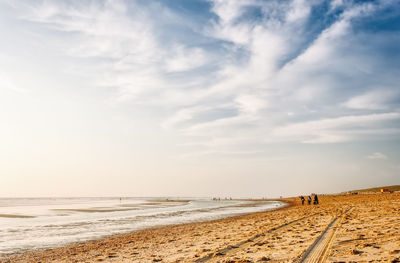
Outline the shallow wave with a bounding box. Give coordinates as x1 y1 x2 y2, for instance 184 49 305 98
0 198 285 257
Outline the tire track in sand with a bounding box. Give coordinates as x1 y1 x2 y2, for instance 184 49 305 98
195 211 325 263
294 207 353 263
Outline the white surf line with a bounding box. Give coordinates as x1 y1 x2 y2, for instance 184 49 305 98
295 207 353 263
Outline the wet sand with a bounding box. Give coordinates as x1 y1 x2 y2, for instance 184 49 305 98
1 193 399 263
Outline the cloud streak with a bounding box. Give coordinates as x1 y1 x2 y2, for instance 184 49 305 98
5 0 400 155
367 152 388 160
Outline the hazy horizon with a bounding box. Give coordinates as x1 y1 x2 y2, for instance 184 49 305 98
1 0 399 198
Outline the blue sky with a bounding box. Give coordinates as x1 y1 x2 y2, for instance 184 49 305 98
0 0 399 197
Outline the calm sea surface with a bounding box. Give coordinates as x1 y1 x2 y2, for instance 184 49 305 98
0 197 285 257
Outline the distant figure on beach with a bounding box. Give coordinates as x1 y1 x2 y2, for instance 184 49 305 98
313 194 319 205
307 196 312 205
300 196 305 205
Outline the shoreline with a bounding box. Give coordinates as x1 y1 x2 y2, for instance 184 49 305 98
0 199 289 260
1 194 399 262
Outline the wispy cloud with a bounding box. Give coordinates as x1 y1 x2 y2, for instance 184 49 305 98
344 89 400 110
5 0 400 155
367 152 388 160
273 113 400 143
165 45 210 72
0 71 27 94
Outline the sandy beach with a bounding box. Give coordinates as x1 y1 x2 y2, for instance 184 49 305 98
1 193 399 263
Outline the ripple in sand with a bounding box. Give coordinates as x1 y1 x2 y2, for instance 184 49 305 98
0 214 35 218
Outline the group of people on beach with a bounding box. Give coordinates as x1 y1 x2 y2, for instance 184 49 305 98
299 194 319 205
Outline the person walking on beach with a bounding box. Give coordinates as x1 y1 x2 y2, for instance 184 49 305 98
313 194 319 205
307 196 312 205
300 196 305 205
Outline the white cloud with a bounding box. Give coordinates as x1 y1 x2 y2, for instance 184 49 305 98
367 152 388 160
330 0 345 10
165 46 209 72
210 0 250 25
272 113 400 143
293 19 350 66
0 72 27 94
286 0 311 23
161 106 206 130
173 0 400 150
235 94 266 114
344 89 399 110
6 0 400 155
17 0 199 103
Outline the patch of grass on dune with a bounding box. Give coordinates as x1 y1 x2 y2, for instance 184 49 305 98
351 185 400 193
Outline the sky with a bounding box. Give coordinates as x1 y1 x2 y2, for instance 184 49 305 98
0 0 399 198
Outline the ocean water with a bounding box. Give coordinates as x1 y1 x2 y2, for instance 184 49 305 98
0 197 285 257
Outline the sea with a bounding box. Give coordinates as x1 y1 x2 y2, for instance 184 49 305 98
0 197 285 257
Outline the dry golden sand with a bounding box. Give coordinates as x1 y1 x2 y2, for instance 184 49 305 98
1 194 399 263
